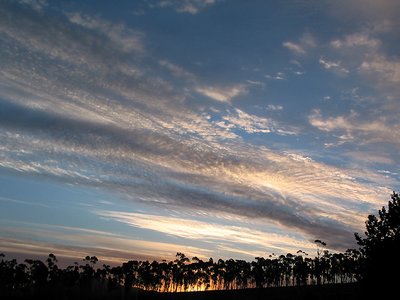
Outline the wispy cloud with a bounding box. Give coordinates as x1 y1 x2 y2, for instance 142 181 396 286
309 109 400 145
214 108 296 136
0 221 210 264
326 30 400 100
157 0 217 14
327 0 400 27
66 12 144 53
96 210 318 256
0 1 396 259
319 58 349 74
195 85 247 103
283 33 316 55
16 0 46 12
0 196 49 208
345 151 393 166
360 55 400 85
330 33 380 49
283 41 305 55
266 104 284 111
265 72 286 80
218 109 272 134
159 60 197 81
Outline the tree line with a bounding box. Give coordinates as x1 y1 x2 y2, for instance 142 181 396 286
1 191 399 296
0 247 361 293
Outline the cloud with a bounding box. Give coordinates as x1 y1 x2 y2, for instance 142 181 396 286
16 0 46 12
218 109 272 134
378 169 398 176
345 151 394 165
265 72 286 80
284 152 312 163
283 33 316 55
309 109 400 146
360 55 400 85
213 108 296 136
319 58 349 74
0 1 396 258
330 33 380 49
0 222 210 265
266 104 284 111
195 85 247 103
0 196 49 208
0 3 145 75
283 41 305 55
159 60 197 81
66 12 144 53
0 97 384 250
245 80 265 87
326 29 400 100
96 210 319 256
157 0 217 14
327 0 400 27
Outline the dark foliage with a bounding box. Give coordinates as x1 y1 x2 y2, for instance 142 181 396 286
0 249 359 298
354 191 400 295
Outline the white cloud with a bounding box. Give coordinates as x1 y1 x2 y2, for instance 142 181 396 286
378 169 398 176
212 108 296 136
0 222 210 264
319 57 349 74
219 109 272 134
331 33 380 49
265 72 285 80
327 30 400 99
266 104 284 111
66 13 144 53
284 152 313 163
96 210 318 256
1 2 397 257
283 33 316 55
283 41 305 55
159 60 196 81
157 0 217 14
327 0 400 27
17 0 47 12
245 80 265 87
195 85 247 103
371 20 394 33
309 109 400 145
345 151 394 165
360 55 400 84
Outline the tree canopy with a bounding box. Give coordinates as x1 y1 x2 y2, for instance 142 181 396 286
355 191 400 293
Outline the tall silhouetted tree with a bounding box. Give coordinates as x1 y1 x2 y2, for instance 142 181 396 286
355 191 400 295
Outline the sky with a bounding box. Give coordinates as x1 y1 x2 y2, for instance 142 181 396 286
1 0 400 265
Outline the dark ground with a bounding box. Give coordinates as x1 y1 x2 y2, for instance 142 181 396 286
137 283 361 300
3 283 363 300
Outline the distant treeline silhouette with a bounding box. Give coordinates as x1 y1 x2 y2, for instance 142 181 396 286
1 191 399 297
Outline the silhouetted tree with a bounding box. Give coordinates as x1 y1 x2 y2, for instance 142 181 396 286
1 247 366 296
25 259 48 287
79 256 97 289
46 253 60 285
355 191 400 295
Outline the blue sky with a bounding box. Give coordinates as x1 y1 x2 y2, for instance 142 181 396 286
1 0 399 265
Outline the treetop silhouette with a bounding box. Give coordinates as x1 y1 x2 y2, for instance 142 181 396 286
354 191 400 292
